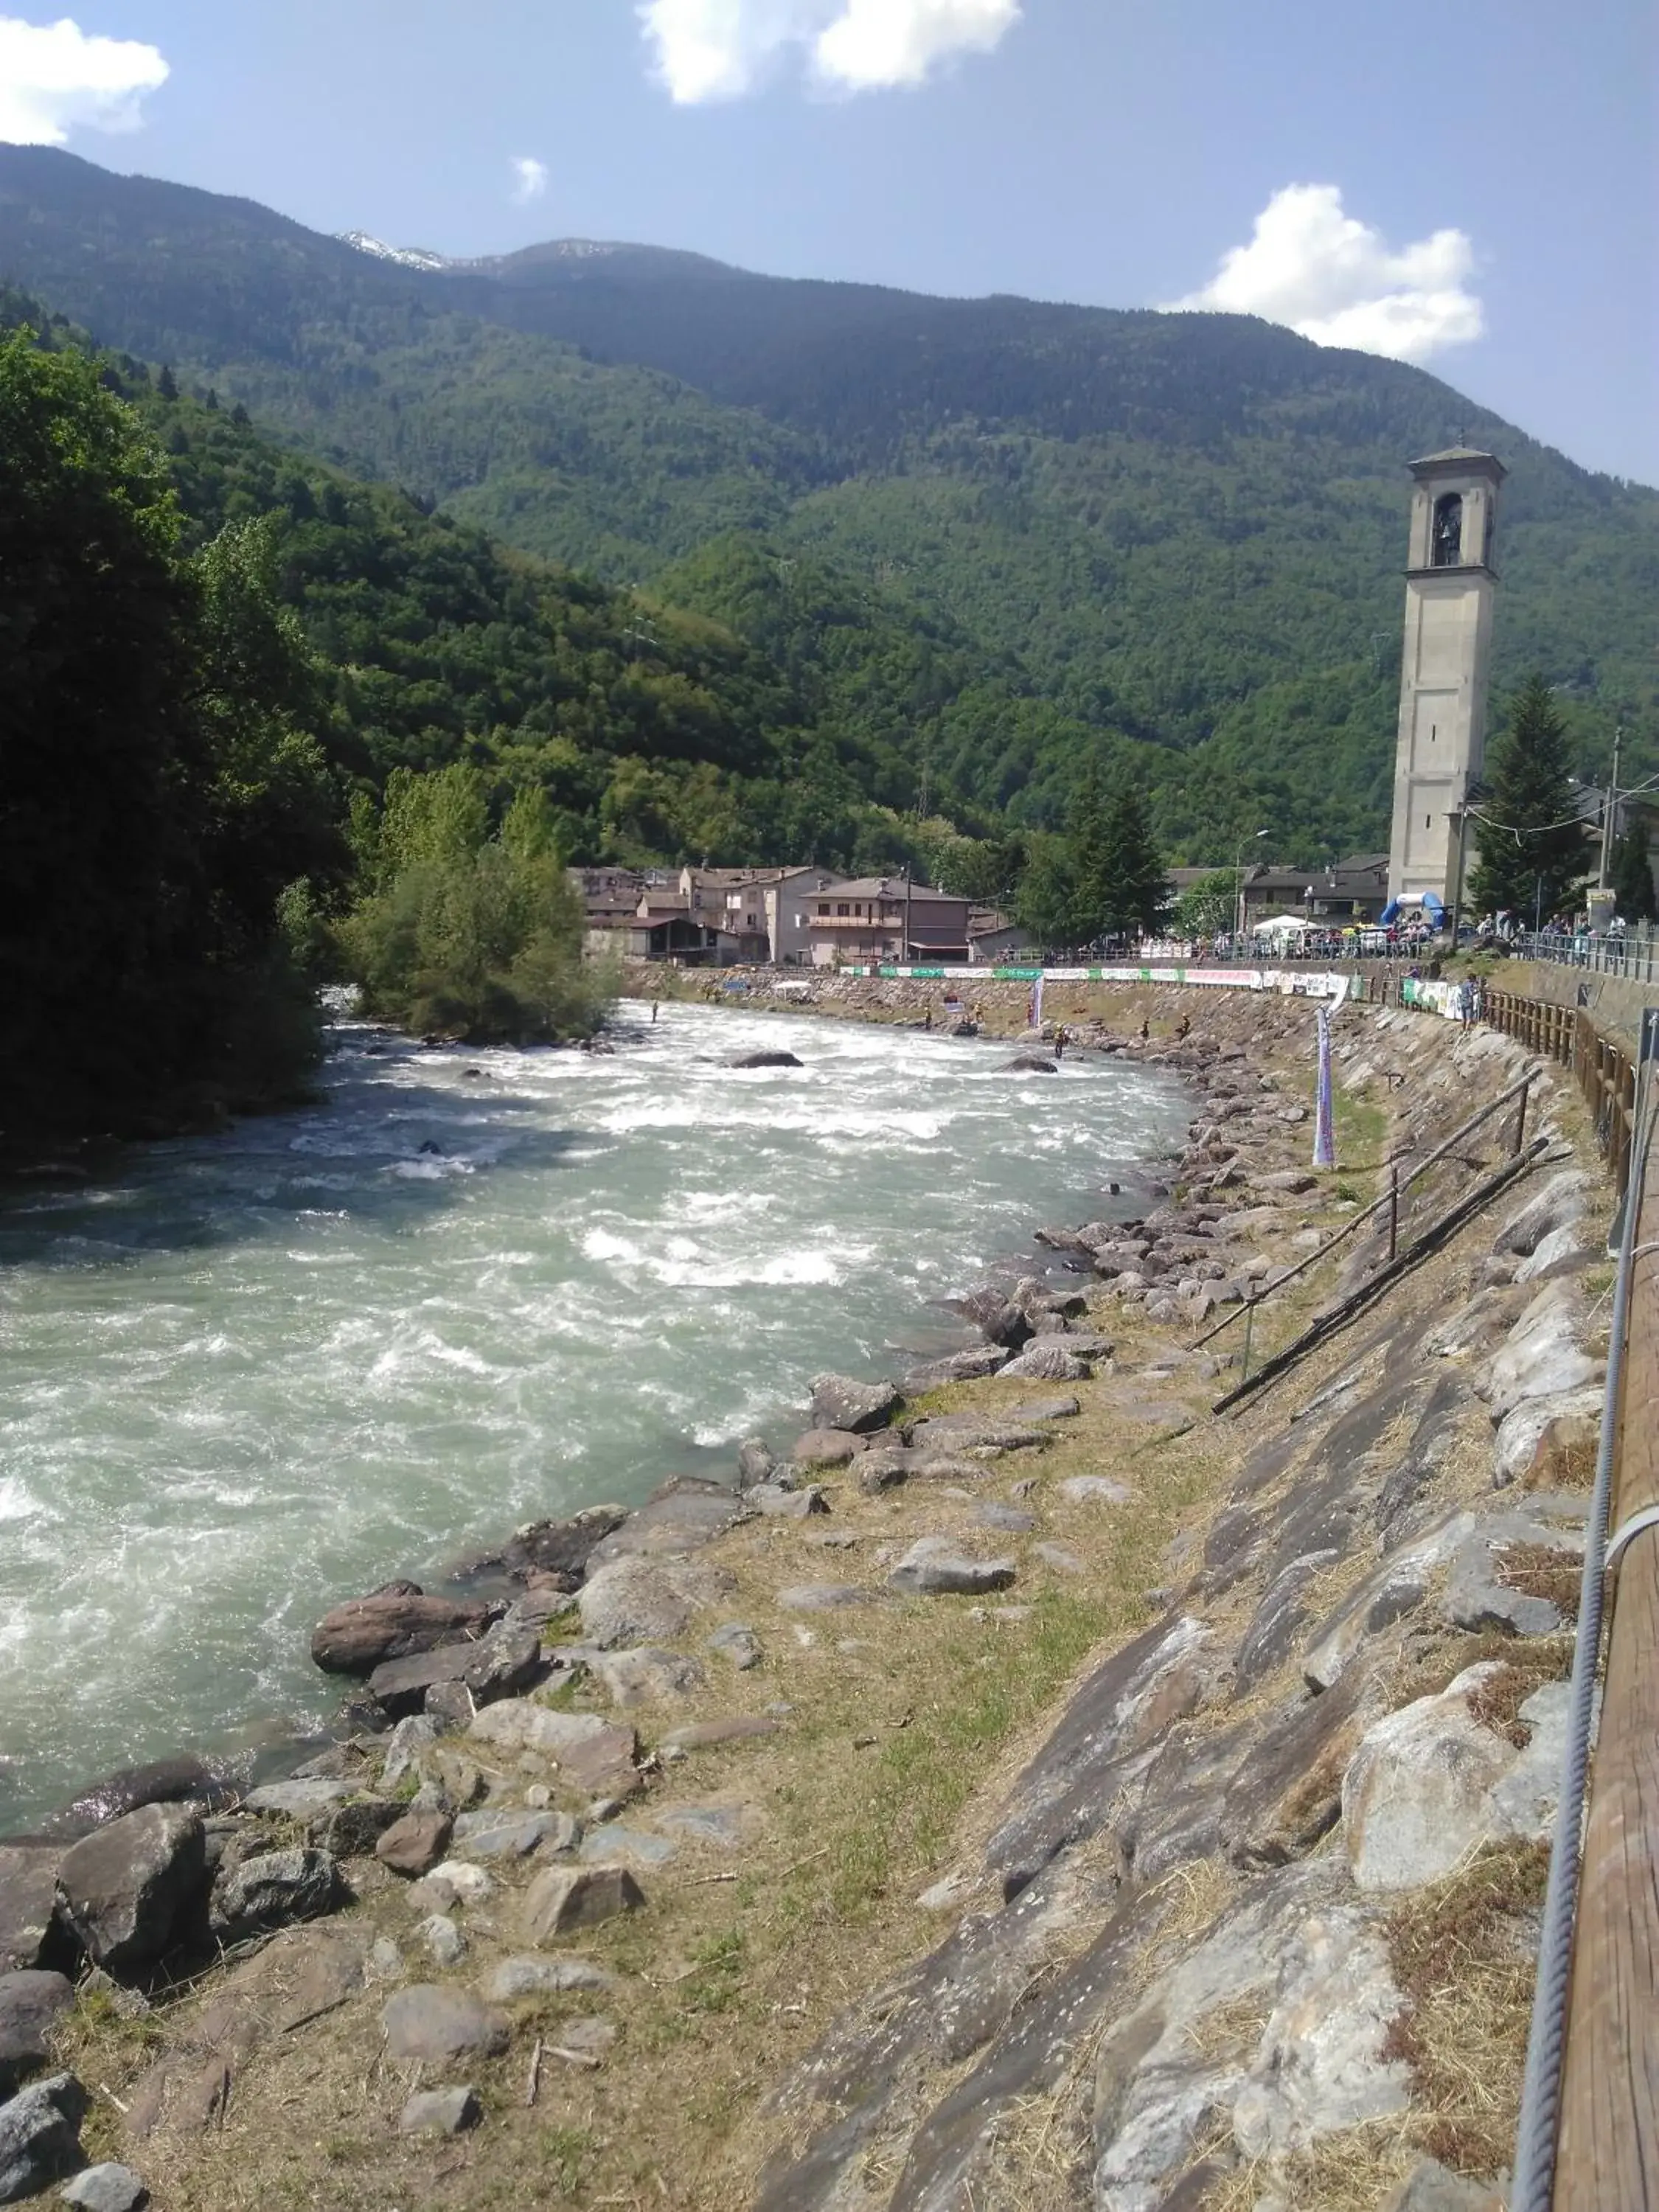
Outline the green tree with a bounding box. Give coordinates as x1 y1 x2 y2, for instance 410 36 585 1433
1468 675 1590 922
1175 869 1238 939
1096 782 1169 937
1611 819 1658 923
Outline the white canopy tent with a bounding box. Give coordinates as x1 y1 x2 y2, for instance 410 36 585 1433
1251 913 1315 934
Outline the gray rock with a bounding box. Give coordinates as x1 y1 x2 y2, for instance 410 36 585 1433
1484 1279 1600 1421
1382 2156 1504 2211
589 1647 706 1708
0 1974 73 2096
976 1503 1037 1534
380 1986 509 2063
748 1482 830 1518
0 2072 87 2203
419 1914 467 1967
998 1342 1090 1382
582 1476 752 1566
735 1438 777 1489
375 1812 453 1878
578 1825 678 1868
399 2086 480 2136
706 1622 762 1671
319 1797 407 1860
554 2015 616 2059
310 1592 492 1676
1231 1906 1411 2155
900 1346 1012 1390
449 1812 574 1861
955 1287 1035 1349
731 1050 803 1068
1492 1386 1604 1489
661 1717 779 1750
576 1555 734 1649
54 1806 204 1972
1256 1169 1317 1194
0 1853 58 1980
241 1778 353 1822
378 1714 438 1792
1032 1543 1085 1574
653 1805 751 1849
776 1583 873 1612
1057 1477 1135 1506
1495 1167 1593 1257
209 1848 339 1942
521 1865 644 1944
907 1415 1049 1454
888 1540 1016 1598
1442 1506 1585 1638
457 1503 627 1591
790 1427 868 1467
483 1955 616 2001
1003 1054 1057 1073
1002 1395 1082 1422
58 2162 150 2211
368 1624 543 1719
810 1374 901 1434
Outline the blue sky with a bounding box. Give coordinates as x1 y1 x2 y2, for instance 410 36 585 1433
1 0 1652 482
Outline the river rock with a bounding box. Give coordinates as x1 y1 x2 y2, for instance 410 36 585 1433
662 1717 779 1750
577 1556 734 1649
451 1812 574 1861
589 1648 705 1708
241 1778 353 1823
209 1848 339 1943
419 1915 465 1968
0 1973 72 2096
366 1624 543 1718
41 1756 239 1842
809 1374 901 1433
1230 1907 1411 2155
1441 1503 1585 1637
736 1439 777 1489
1004 1054 1057 1073
776 1584 873 1612
791 1428 867 1467
976 1503 1037 1533
454 1504 627 1590
319 1796 406 1860
0 2072 87 2202
378 1714 438 1792
998 1342 1090 1382
400 2085 480 2136
906 1414 1049 1454
0 1851 58 1977
381 1986 509 2063
521 1865 643 1943
376 1813 453 1878
889 1540 1016 1597
748 1482 830 1518
956 1287 1035 1349
310 1593 492 1677
582 1476 753 1564
1492 1386 1603 1489
731 1051 803 1068
1003 1395 1082 1422
484 1955 615 2001
1057 1476 1135 1507
58 2163 150 2211
900 1346 1012 1390
54 1806 204 1972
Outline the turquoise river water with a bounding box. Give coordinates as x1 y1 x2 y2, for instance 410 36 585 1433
0 1001 1186 1831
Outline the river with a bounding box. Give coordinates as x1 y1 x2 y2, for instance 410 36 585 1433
0 1000 1187 1832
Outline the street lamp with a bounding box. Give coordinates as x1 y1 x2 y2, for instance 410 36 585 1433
1234 830 1269 947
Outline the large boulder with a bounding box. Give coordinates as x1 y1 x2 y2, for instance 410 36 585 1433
955 1286 1034 1350
366 1624 543 1718
0 1972 72 2096
453 1504 627 1591
208 1848 339 1944
40 1756 239 1842
310 1592 492 1677
0 2070 87 2203
731 1051 803 1068
0 1851 58 1978
582 1477 752 1565
1492 1386 1604 1489
54 1806 204 1972
998 1341 1091 1383
900 1346 1012 1390
790 1428 867 1468
1483 1279 1601 1420
888 1540 1016 1598
1231 1907 1411 2155
1495 1168 1594 1256
577 1556 734 1649
808 1374 901 1434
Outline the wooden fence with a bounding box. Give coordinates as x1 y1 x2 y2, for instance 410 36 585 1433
1484 988 1638 1194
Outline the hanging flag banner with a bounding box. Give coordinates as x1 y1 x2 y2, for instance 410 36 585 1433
1030 973 1045 1032
1313 1004 1336 1169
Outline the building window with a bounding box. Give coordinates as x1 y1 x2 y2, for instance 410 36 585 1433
1431 492 1463 568
818 903 830 917
837 903 849 916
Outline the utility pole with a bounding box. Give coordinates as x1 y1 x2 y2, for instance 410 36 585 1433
1599 726 1624 890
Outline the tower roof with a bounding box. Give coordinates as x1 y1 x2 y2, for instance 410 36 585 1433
1409 447 1507 479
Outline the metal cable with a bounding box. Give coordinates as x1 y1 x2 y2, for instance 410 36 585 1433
1510 1056 1657 2211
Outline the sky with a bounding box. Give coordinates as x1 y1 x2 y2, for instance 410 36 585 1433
1 0 1653 483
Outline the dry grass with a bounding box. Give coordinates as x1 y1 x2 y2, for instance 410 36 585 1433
1495 1540 1583 1621
1382 1837 1549 2175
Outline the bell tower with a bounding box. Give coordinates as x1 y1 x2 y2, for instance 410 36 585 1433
1387 448 1506 908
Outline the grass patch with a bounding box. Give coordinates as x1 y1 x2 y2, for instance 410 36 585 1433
1495 1542 1582 1622
1382 1839 1549 2175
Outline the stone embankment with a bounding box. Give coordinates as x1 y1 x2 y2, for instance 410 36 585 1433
0 993 1609 2211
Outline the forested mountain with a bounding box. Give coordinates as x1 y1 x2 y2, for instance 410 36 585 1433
1 144 1654 863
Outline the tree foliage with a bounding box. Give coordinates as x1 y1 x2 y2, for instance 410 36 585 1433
1611 821 1658 922
1468 675 1590 920
1015 763 1169 947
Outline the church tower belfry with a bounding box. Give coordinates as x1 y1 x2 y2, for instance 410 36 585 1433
1387 448 1505 908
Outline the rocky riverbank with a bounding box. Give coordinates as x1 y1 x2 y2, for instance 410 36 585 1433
0 993 1609 2211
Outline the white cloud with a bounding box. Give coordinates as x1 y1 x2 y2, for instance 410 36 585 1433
813 0 1021 90
0 13 167 143
1166 184 1484 365
638 0 1020 103
509 153 549 204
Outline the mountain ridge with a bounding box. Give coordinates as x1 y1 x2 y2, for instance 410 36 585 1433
1 144 1653 860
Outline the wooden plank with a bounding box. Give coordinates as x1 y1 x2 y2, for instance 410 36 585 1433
1555 1119 1659 2206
